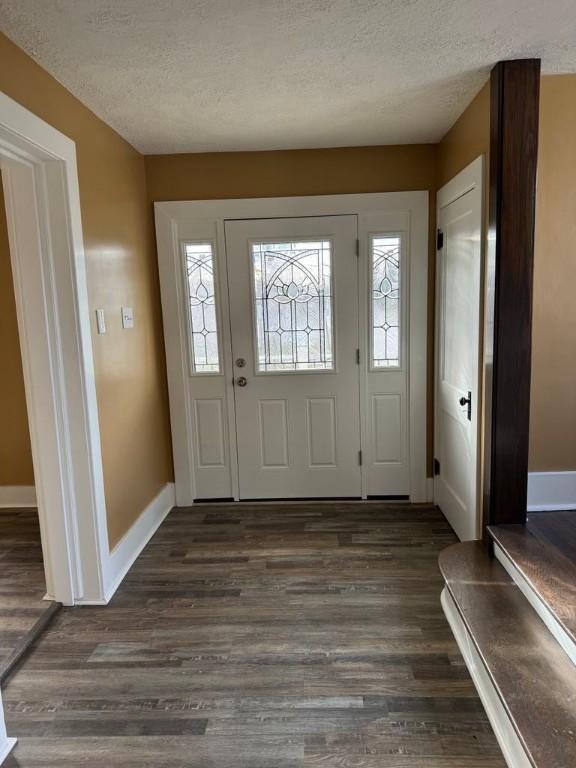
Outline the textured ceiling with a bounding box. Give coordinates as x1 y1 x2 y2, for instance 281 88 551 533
1 0 576 154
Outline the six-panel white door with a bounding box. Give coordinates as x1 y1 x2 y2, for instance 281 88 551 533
225 216 362 498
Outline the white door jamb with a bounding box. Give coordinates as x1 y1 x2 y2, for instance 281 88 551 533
0 91 109 605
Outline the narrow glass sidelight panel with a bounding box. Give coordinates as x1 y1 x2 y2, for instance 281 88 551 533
252 240 334 372
371 234 401 368
184 242 220 373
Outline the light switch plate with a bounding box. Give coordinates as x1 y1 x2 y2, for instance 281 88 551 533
96 308 106 334
121 306 134 329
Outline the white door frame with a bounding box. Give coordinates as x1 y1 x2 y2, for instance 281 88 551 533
155 191 429 503
0 91 109 604
434 155 485 539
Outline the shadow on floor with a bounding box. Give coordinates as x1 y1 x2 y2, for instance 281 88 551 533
0 509 60 682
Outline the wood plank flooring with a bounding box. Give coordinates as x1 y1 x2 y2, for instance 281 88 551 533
0 509 60 682
3 502 506 767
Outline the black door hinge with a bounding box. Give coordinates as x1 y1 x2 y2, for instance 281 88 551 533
436 229 444 250
433 457 441 476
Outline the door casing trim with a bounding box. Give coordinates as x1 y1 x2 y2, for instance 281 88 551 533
0 90 109 603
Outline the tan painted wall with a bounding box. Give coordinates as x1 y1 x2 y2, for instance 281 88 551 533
0 33 172 546
146 145 436 201
0 178 34 486
145 145 438 472
531 75 576 470
436 82 490 190
437 76 576 473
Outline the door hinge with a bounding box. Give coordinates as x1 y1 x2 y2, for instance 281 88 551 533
436 229 444 250
433 457 441 476
356 348 360 365
355 238 360 257
358 450 363 466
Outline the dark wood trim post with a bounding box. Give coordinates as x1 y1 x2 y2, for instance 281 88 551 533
483 59 541 527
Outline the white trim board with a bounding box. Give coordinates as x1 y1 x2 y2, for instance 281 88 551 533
527 471 576 512
0 486 36 508
441 588 532 768
0 89 109 604
93 483 175 606
0 737 16 766
0 689 16 766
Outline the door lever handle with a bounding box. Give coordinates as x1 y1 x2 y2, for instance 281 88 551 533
459 391 472 421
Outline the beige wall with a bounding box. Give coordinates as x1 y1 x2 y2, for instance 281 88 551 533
0 178 34 486
0 32 173 546
146 145 436 201
531 75 576 470
436 82 490 190
146 145 438 472
437 75 576 473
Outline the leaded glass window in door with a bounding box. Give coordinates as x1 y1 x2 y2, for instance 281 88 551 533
371 235 401 368
251 241 334 372
184 242 220 373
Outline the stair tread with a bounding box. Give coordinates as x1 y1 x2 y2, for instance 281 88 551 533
488 513 576 647
439 541 576 768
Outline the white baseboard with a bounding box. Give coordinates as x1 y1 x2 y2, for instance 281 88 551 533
527 471 576 512
0 485 36 508
80 482 175 605
441 587 532 768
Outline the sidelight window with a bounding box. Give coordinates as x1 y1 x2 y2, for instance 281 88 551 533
371 234 401 368
184 242 220 373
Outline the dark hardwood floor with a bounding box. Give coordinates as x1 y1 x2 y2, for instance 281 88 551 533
0 509 59 683
3 502 506 767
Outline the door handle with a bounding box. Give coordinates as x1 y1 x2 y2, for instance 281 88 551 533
459 391 472 421
236 376 247 387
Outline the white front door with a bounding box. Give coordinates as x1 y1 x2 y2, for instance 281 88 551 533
225 216 362 498
154 192 429 506
435 158 484 540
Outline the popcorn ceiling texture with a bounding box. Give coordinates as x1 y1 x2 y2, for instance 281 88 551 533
0 0 575 154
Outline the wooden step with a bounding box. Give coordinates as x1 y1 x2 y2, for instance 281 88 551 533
439 541 576 768
488 512 576 666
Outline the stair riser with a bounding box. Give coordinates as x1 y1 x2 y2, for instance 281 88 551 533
441 587 533 768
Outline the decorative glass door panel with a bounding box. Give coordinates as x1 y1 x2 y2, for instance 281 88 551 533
252 241 334 372
225 216 361 499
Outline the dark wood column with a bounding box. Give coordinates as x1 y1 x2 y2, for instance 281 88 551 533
483 59 541 527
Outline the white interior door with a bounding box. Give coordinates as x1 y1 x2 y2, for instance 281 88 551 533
225 216 361 499
435 157 484 540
